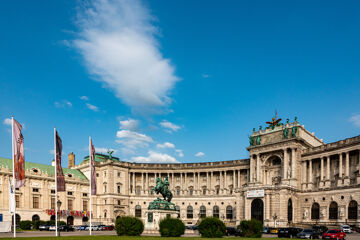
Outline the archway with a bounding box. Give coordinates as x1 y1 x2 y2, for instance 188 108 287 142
251 198 264 222
12 214 21 226
50 215 55 221
287 199 293 223
329 201 338 220
82 217 89 223
311 203 320 220
67 216 74 226
348 200 358 220
32 214 40 222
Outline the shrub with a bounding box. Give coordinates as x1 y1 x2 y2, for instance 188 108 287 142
159 217 185 237
32 220 46 230
46 220 55 226
58 221 66 226
19 220 32 230
238 219 263 238
115 216 144 236
198 217 226 238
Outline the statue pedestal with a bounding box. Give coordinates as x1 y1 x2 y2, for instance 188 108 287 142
144 209 179 233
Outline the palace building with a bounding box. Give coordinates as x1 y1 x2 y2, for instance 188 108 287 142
0 117 360 228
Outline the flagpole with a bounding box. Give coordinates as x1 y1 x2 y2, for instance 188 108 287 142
11 116 16 238
89 136 92 236
54 128 58 237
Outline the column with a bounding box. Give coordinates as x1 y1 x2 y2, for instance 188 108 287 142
171 172 174 191
266 193 270 220
133 172 136 195
233 170 236 190
237 170 241 189
141 172 144 194
219 171 223 193
210 171 214 194
184 172 187 194
256 154 260 182
250 155 254 183
198 172 201 194
291 148 296 179
180 173 183 194
320 157 324 181
146 173 149 194
129 172 132 194
206 172 210 194
308 160 312 184
325 156 331 187
283 149 288 180
302 161 307 190
224 170 227 193
344 152 350 185
339 153 343 178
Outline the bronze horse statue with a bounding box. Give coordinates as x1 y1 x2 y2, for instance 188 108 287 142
152 177 173 202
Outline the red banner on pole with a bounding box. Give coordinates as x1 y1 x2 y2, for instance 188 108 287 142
90 138 97 195
56 131 65 191
13 119 25 188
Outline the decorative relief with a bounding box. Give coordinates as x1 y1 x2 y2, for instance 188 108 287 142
30 181 42 187
303 208 308 219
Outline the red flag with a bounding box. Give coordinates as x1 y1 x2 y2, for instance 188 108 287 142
56 131 65 191
90 138 97 195
13 119 25 188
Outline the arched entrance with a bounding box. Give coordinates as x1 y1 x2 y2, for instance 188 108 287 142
67 216 74 226
12 214 21 226
287 199 293 223
50 215 55 221
32 214 40 222
82 217 88 223
251 198 264 222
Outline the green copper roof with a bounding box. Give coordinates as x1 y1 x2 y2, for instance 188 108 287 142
81 153 120 164
0 157 88 181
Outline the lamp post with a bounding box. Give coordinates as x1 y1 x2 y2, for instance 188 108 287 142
57 200 62 237
273 214 278 228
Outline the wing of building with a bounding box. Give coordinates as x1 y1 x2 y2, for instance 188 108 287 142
0 119 359 227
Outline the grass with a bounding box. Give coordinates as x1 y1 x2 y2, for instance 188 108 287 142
0 236 284 240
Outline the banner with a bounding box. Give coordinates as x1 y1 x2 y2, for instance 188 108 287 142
8 177 15 214
12 119 25 188
55 131 65 191
90 139 97 195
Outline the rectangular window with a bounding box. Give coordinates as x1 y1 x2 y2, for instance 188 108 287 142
67 191 73 196
51 190 55 194
83 200 88 211
117 200 121 205
33 196 39 208
68 199 73 210
32 188 39 192
15 195 20 208
82 193 88 197
51 197 55 209
104 171 106 177
117 185 121 194
117 172 121 177
104 185 107 193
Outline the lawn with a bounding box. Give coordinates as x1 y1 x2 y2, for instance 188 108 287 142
0 236 283 240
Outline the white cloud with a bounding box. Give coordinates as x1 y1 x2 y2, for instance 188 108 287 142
55 100 72 108
175 149 184 157
131 151 178 163
73 0 179 112
195 152 205 157
86 103 99 111
3 118 11 126
201 73 211 78
80 96 89 101
157 142 175 149
119 118 139 131
160 120 180 132
95 147 118 154
350 114 360 127
116 129 153 150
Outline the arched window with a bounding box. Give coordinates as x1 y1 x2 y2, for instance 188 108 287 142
82 217 88 223
200 206 206 218
311 202 320 220
213 205 219 218
117 185 121 194
32 215 40 222
50 215 55 221
189 187 193 196
187 206 193 219
176 187 181 196
135 205 141 218
203 187 207 195
329 201 338 220
348 200 358 220
226 206 233 219
288 199 293 222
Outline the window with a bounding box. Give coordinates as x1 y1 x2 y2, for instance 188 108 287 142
176 187 180 196
203 176 207 181
175 206 180 218
103 171 107 177
187 206 193 219
226 205 233 219
189 187 193 196
104 185 107 193
68 199 73 210
15 195 20 208
104 200 107 204
82 193 88 197
117 172 121 177
32 215 40 222
348 200 358 220
96 173 99 177
51 197 55 209
0 214 3 222
200 206 206 218
104 212 107 218
117 185 121 194
117 200 121 205
202 188 207 195
33 196 39 208
32 168 38 173
135 205 141 218
51 190 55 194
67 174 72 178
216 175 220 180
83 200 88 211
329 201 338 220
32 188 39 192
67 191 73 196
176 177 180 182
213 206 219 218
216 186 220 195
136 186 141 195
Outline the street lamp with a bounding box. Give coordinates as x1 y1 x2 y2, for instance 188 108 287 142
57 200 62 237
272 214 278 228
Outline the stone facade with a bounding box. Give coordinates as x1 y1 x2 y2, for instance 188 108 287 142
0 119 360 227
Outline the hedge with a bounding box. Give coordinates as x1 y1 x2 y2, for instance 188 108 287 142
115 216 144 236
19 220 32 230
238 219 263 238
159 217 185 237
198 217 226 238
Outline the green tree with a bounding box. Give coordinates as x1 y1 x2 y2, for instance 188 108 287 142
115 216 144 236
238 219 263 238
159 217 185 237
198 217 226 238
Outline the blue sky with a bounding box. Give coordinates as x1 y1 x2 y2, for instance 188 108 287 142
1 0 360 166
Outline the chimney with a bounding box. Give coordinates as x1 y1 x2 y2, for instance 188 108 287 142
68 152 75 168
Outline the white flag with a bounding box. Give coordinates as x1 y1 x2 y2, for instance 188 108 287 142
8 177 15 214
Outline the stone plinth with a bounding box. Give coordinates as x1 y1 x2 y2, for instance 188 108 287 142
144 209 179 233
